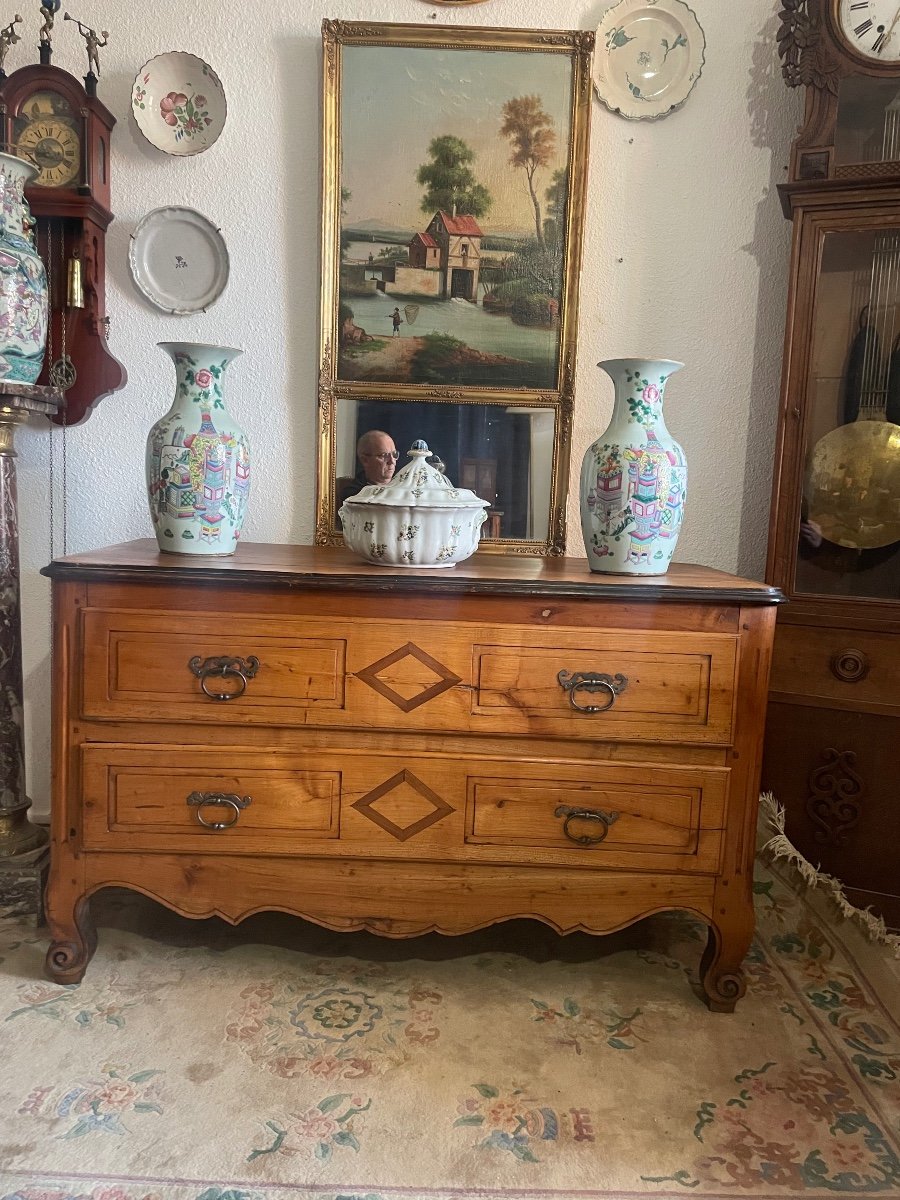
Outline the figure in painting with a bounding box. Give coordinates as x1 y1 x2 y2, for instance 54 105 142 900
391 308 403 337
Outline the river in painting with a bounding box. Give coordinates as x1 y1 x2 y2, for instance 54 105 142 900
339 288 559 389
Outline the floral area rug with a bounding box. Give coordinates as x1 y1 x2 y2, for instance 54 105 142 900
1 856 899 1200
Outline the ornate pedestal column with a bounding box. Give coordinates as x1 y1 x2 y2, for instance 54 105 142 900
0 384 62 917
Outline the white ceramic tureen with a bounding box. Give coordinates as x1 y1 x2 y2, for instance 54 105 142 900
339 440 490 568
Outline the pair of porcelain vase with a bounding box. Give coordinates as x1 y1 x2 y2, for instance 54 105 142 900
145 347 686 576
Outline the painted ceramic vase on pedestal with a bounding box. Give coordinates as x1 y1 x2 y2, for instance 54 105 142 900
0 153 48 384
146 342 250 555
580 358 687 575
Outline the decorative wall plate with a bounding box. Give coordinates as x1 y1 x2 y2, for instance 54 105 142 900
129 207 229 315
593 0 706 121
132 51 226 156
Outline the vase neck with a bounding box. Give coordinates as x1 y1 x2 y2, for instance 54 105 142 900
161 344 240 410
602 361 679 431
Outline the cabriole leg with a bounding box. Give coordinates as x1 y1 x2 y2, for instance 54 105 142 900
699 918 751 1013
45 892 96 984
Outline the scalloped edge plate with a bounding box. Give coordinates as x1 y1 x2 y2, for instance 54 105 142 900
132 51 226 156
129 206 229 315
594 0 706 121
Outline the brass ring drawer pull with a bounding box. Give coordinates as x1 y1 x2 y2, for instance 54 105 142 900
557 670 628 713
188 655 260 701
187 791 252 830
555 804 620 846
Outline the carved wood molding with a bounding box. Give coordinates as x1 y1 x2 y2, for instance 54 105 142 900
805 747 864 845
777 0 841 93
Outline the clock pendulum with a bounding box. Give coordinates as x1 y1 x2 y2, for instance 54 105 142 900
44 216 81 394
807 230 900 550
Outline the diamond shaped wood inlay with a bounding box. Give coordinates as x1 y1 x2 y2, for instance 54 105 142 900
351 769 454 842
356 642 461 712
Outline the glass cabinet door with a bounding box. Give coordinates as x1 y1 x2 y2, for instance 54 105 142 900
796 226 900 600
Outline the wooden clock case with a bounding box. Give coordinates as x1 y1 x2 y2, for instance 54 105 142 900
764 0 900 928
0 61 125 425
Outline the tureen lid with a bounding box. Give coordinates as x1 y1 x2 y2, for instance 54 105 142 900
342 440 489 510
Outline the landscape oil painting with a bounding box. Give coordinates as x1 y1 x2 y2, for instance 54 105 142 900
322 22 593 395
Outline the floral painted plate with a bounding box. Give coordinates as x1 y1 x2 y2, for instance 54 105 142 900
132 51 226 156
593 0 706 121
129 207 229 315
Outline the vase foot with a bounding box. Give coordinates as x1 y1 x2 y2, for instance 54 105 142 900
587 567 672 577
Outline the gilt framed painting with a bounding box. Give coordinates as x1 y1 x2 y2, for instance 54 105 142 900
317 20 593 553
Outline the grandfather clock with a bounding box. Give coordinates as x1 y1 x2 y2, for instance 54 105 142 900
0 7 122 915
764 0 900 927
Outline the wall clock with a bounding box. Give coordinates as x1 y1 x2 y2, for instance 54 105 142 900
0 39 126 425
833 0 900 62
763 0 900 928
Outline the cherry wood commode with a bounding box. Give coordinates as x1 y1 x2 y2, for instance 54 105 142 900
42 542 781 1010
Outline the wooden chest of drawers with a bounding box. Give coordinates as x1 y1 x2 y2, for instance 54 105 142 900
42 541 781 1011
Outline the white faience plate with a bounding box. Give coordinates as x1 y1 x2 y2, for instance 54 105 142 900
132 51 226 156
593 0 706 121
129 207 229 315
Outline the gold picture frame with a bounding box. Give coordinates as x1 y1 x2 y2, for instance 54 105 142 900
317 19 594 555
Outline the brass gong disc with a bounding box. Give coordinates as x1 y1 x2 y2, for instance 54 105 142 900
808 420 900 549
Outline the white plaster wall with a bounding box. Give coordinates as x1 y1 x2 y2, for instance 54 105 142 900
14 0 801 819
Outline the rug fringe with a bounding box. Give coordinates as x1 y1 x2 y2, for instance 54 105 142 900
759 792 900 957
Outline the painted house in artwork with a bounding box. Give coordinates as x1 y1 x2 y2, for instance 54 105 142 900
371 211 484 302
425 211 483 301
408 232 440 271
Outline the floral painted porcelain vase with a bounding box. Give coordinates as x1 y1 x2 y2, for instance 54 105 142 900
145 342 250 555
580 358 687 575
0 153 48 384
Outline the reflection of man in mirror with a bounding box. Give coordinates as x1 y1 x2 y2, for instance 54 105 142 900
335 430 398 519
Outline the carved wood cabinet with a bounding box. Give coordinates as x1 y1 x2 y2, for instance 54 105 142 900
764 1 900 930
43 542 780 1010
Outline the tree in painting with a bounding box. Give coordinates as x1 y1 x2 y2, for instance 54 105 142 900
417 136 492 220
500 96 556 250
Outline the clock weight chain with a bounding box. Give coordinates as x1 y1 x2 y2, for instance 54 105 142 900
44 216 74 560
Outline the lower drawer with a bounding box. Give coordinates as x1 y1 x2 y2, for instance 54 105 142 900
80 745 729 873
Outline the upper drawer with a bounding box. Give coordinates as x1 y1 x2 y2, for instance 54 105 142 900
339 624 736 746
81 608 736 745
468 630 736 744
770 625 900 714
81 609 346 724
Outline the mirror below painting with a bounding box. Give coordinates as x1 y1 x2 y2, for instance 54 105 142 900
321 397 561 549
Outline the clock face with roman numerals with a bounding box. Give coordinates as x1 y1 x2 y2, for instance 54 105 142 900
12 90 83 188
16 117 81 187
839 0 900 61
